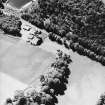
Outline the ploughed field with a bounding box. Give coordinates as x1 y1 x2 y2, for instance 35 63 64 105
0 35 54 104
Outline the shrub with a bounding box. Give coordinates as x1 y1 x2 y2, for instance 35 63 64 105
0 15 22 37
97 93 105 105
5 51 71 105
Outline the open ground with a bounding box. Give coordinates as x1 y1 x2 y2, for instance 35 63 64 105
1 2 105 104
0 34 54 104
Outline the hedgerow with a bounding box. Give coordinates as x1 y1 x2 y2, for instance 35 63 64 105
5 50 72 105
49 32 105 66
0 14 22 37
21 0 105 66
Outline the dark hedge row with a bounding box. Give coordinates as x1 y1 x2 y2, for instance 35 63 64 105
0 0 7 15
0 0 7 9
49 32 105 66
0 0 22 37
21 10 44 29
5 50 72 105
0 14 22 37
21 0 105 39
97 93 105 105
21 0 105 63
37 0 105 39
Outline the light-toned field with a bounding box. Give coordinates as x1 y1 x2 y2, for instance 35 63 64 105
0 35 54 104
58 52 105 105
40 38 105 105
1 33 105 105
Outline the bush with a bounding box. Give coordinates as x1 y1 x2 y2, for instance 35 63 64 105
0 15 22 37
0 0 5 9
5 50 72 105
17 97 27 105
97 93 105 105
21 0 105 63
5 98 12 104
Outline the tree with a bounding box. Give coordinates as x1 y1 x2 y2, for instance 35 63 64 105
13 90 24 101
17 97 27 105
5 98 13 105
40 93 54 105
2 0 7 3
40 75 45 83
41 85 50 93
36 37 43 45
0 0 4 9
97 93 105 105
44 94 53 105
34 93 41 104
48 70 63 80
0 15 22 37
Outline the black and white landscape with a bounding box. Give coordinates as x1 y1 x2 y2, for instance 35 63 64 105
1 0 105 105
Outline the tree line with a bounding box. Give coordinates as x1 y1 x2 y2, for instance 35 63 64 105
0 14 22 37
5 50 72 105
97 93 105 105
0 0 7 14
49 32 105 66
0 0 7 9
21 0 105 39
21 0 105 65
0 0 22 37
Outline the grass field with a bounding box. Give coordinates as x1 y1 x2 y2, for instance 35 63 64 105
0 35 54 104
57 51 105 105
40 38 105 105
1 33 105 105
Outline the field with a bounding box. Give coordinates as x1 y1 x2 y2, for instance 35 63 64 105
1 0 105 104
21 0 105 64
1 33 105 105
0 34 54 104
40 38 105 105
58 51 105 105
